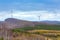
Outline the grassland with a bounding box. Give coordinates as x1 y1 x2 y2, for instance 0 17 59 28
12 24 60 32
1 24 59 40
11 24 60 40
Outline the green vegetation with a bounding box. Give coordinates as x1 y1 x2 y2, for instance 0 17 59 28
11 24 60 40
12 24 60 32
12 26 34 32
34 24 60 30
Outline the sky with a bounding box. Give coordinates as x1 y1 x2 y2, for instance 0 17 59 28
0 0 60 21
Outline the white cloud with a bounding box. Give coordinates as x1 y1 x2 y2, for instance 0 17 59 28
0 10 60 21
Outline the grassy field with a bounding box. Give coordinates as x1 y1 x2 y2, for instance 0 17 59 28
0 24 58 40
12 24 60 32
11 29 60 40
11 24 60 40
12 30 60 40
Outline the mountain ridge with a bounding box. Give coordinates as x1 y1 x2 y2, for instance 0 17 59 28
0 18 60 29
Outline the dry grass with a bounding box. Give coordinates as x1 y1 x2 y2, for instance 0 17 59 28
8 30 60 40
11 32 46 40
28 30 60 35
28 30 60 40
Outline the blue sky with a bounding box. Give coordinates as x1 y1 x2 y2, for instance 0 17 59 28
0 0 60 21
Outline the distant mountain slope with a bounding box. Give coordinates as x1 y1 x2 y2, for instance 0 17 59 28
0 18 60 29
33 21 60 25
0 18 60 39
4 18 35 29
40 21 60 25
